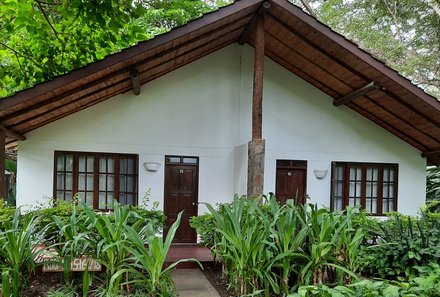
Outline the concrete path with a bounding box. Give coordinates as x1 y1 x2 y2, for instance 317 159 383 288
171 269 221 297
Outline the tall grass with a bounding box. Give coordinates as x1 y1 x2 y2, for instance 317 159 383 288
204 196 365 296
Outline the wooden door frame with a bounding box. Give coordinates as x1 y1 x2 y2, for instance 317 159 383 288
163 155 199 244
275 160 307 204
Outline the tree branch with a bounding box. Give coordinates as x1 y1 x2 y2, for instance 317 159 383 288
0 42 40 67
35 0 63 44
428 0 440 17
299 0 316 17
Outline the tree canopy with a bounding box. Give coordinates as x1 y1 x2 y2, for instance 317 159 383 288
0 0 230 98
293 0 440 98
0 0 439 99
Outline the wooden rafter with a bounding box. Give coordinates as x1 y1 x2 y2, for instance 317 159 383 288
333 81 382 106
0 125 26 141
238 2 271 45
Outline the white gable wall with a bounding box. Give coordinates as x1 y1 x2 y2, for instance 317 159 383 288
17 44 426 215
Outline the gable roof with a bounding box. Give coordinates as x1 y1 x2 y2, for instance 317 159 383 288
1 0 440 164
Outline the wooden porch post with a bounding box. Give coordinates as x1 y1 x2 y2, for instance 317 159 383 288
247 11 266 198
0 130 5 199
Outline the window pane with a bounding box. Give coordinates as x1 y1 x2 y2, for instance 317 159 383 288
120 159 127 174
389 200 394 212
66 155 73 171
383 184 389 198
383 200 389 213
349 167 356 180
66 173 73 190
356 182 361 196
127 176 135 192
57 155 65 171
56 191 64 199
77 192 85 202
100 158 107 172
126 194 134 206
78 174 86 190
349 198 355 206
120 176 126 192
99 192 106 208
372 167 378 180
183 157 198 164
57 173 64 189
87 174 94 191
107 192 114 207
79 156 86 172
335 197 342 210
366 167 372 180
65 191 72 202
99 174 107 191
127 159 135 173
389 168 395 181
383 167 389 182
119 193 127 205
107 175 114 191
349 182 355 197
167 157 180 163
336 165 343 180
87 156 94 172
107 158 114 174
86 192 93 206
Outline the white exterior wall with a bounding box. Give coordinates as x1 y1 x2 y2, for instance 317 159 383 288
17 44 427 215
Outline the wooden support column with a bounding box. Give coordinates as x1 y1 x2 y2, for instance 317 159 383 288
0 130 5 199
247 9 267 198
130 68 141 96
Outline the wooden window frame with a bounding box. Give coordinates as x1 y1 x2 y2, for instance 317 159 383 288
54 151 138 209
330 162 398 215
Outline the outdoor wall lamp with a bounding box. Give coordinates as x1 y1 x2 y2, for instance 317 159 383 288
313 169 328 179
143 162 161 172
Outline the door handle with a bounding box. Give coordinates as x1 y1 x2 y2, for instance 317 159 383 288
192 202 196 206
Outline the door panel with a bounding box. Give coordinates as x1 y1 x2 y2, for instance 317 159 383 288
164 162 198 243
275 161 307 204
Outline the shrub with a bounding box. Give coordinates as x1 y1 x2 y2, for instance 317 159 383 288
359 212 440 280
189 214 218 247
0 198 15 230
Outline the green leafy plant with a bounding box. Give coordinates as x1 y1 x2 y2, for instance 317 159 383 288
359 212 440 280
189 213 218 248
205 197 278 296
0 208 46 297
0 199 15 230
81 201 137 295
110 211 199 296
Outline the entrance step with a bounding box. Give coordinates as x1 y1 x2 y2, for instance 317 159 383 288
166 245 214 269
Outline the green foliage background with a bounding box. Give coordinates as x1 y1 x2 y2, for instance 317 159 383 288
0 0 438 99
0 0 231 98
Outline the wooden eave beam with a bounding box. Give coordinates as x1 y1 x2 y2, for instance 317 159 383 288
422 150 440 158
0 125 25 141
333 81 382 106
130 68 141 95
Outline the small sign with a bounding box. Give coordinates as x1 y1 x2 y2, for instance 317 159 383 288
42 257 102 272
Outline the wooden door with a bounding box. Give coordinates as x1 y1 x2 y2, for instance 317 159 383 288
164 156 198 243
275 160 307 204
